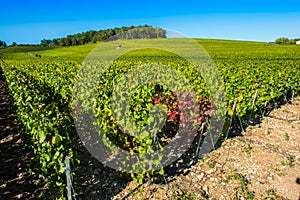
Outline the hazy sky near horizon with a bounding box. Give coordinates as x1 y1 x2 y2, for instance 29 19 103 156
1 0 300 44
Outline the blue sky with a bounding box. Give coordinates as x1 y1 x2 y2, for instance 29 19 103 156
1 0 300 44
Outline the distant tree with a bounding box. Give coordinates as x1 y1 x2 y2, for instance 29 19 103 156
71 37 78 46
65 35 72 46
289 39 296 44
275 37 290 44
292 38 300 44
157 28 167 38
52 39 59 46
0 40 7 47
87 30 97 43
41 39 52 46
11 42 17 46
59 38 67 46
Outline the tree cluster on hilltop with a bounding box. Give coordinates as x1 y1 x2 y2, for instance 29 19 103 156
275 37 300 44
40 25 167 47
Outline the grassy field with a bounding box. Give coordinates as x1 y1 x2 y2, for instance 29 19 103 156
2 38 299 61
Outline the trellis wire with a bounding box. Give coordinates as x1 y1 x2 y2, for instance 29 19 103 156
224 99 237 140
261 100 268 117
194 87 298 159
250 89 258 113
235 109 245 132
194 122 206 161
151 128 168 185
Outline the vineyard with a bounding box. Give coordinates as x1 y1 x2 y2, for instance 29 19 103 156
0 38 300 199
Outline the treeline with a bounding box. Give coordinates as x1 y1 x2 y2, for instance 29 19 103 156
0 42 40 47
40 25 167 47
275 37 300 45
